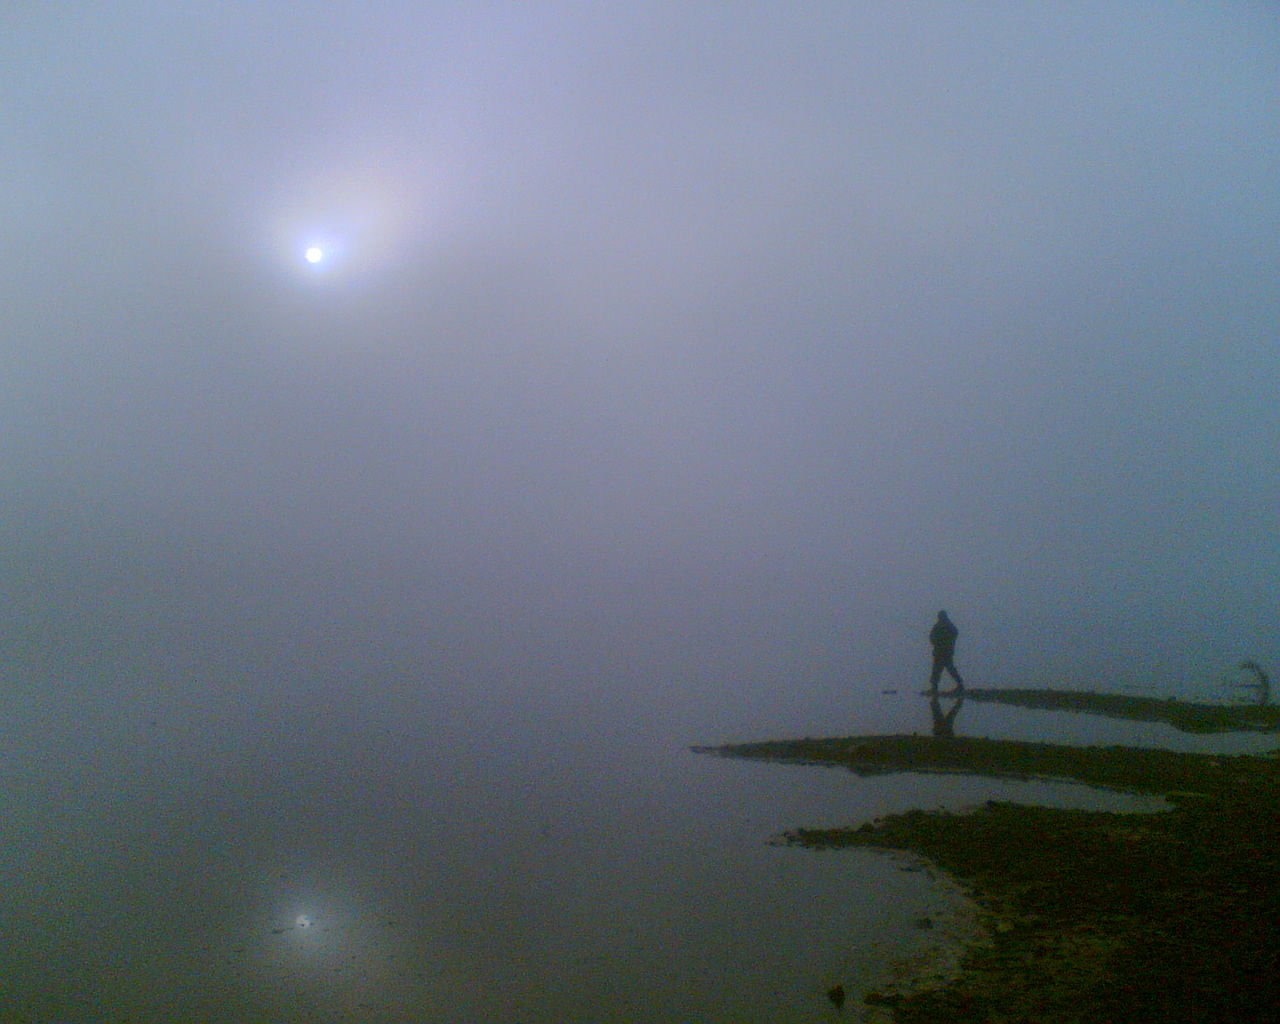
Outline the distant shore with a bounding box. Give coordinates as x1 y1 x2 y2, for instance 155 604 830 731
960 686 1280 735
699 733 1280 1023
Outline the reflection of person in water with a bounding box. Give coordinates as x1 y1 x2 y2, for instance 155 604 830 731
1240 661 1270 705
928 610 965 695
929 692 964 738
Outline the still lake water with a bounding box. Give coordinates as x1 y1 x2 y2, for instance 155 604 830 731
3 545 1271 1023
6 669 1239 1024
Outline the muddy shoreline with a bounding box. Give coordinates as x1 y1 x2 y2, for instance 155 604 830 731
700 733 1280 1023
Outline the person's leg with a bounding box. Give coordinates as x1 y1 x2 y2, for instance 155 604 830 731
945 659 965 691
928 658 944 692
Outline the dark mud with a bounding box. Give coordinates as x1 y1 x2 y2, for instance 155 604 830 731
699 730 1280 1023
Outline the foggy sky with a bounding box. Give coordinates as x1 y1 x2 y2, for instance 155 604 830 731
4 1 1279 733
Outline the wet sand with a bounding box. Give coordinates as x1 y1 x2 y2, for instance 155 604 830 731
703 732 1280 1023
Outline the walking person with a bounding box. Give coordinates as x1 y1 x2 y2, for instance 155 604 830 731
928 610 965 695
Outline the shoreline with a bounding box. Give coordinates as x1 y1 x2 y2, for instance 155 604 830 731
700 733 1280 1023
853 856 994 1022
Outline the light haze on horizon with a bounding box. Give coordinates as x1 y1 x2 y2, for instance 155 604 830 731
4 1 1278 751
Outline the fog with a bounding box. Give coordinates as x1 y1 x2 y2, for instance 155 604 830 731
2 2 1278 1018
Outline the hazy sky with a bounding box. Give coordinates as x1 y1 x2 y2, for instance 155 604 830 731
4 1 1278 730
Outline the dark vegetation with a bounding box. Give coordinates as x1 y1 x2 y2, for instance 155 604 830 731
962 686 1280 733
697 733 1267 795
697 691 1280 1023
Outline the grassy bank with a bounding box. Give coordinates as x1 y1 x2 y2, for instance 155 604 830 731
699 732 1280 1023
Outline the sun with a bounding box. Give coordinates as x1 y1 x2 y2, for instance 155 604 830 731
304 246 324 264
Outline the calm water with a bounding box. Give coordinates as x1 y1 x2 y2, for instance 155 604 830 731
3 548 1270 1022
2 678 1198 1024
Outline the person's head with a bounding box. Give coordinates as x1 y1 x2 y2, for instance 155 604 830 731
937 610 949 620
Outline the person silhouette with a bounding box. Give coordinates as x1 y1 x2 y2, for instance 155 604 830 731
928 610 965 695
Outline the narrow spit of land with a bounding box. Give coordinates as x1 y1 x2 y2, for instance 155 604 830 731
697 731 1280 1024
961 686 1280 734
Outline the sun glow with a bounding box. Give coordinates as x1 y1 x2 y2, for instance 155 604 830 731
269 153 446 287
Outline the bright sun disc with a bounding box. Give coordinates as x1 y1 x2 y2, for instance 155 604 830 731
305 247 323 264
